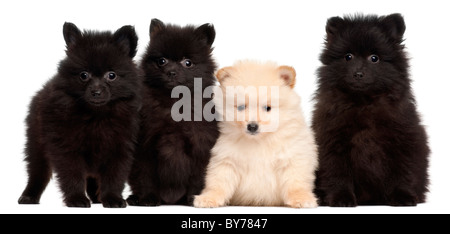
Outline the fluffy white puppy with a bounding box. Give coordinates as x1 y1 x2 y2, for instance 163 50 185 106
194 61 318 208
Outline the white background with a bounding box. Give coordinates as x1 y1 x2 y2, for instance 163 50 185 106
0 0 448 214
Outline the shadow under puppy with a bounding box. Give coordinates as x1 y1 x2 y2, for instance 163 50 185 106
194 61 318 208
18 23 141 207
127 19 219 206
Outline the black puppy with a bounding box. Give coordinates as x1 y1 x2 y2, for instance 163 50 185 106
127 19 219 206
18 22 141 208
313 14 430 206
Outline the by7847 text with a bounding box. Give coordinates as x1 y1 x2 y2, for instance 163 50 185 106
181 218 268 231
226 218 268 229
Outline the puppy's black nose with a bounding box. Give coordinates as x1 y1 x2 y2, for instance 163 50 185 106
353 72 364 80
247 122 259 134
91 90 102 97
168 71 177 77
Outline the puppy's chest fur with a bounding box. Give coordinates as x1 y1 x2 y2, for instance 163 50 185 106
40 98 137 166
335 101 397 178
229 143 288 206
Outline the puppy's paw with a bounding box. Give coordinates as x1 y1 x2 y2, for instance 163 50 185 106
102 195 127 208
65 195 91 208
325 189 357 207
18 195 40 204
389 189 418 206
286 189 318 208
126 194 140 206
193 193 225 208
138 194 162 206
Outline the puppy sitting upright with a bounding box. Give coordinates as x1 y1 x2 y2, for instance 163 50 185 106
18 22 140 208
313 14 430 206
194 61 318 208
127 19 219 206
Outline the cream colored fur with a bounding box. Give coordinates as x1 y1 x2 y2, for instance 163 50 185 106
194 61 318 208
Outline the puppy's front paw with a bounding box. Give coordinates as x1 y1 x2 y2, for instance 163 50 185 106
389 189 418 206
286 189 318 208
325 189 357 207
102 195 127 208
65 195 91 208
193 193 225 208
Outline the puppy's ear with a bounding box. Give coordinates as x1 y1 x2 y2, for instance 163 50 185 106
380 13 406 43
113 25 138 58
325 16 345 38
195 23 216 46
150 18 165 37
278 66 296 88
216 67 234 84
63 22 82 47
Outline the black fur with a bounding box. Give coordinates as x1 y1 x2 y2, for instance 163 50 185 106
312 14 430 206
18 22 141 208
127 19 219 206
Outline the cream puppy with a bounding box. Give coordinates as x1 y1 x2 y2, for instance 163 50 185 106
194 61 318 208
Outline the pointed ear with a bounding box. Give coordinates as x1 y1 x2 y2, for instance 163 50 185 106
278 66 296 88
325 16 345 38
195 23 216 46
113 25 138 58
63 22 82 47
150 18 165 38
380 13 406 42
216 66 234 84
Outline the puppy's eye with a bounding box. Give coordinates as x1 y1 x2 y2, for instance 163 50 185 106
80 72 90 82
181 59 194 68
106 72 117 81
157 58 167 67
369 55 379 63
237 105 246 112
263 105 271 112
345 53 353 61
